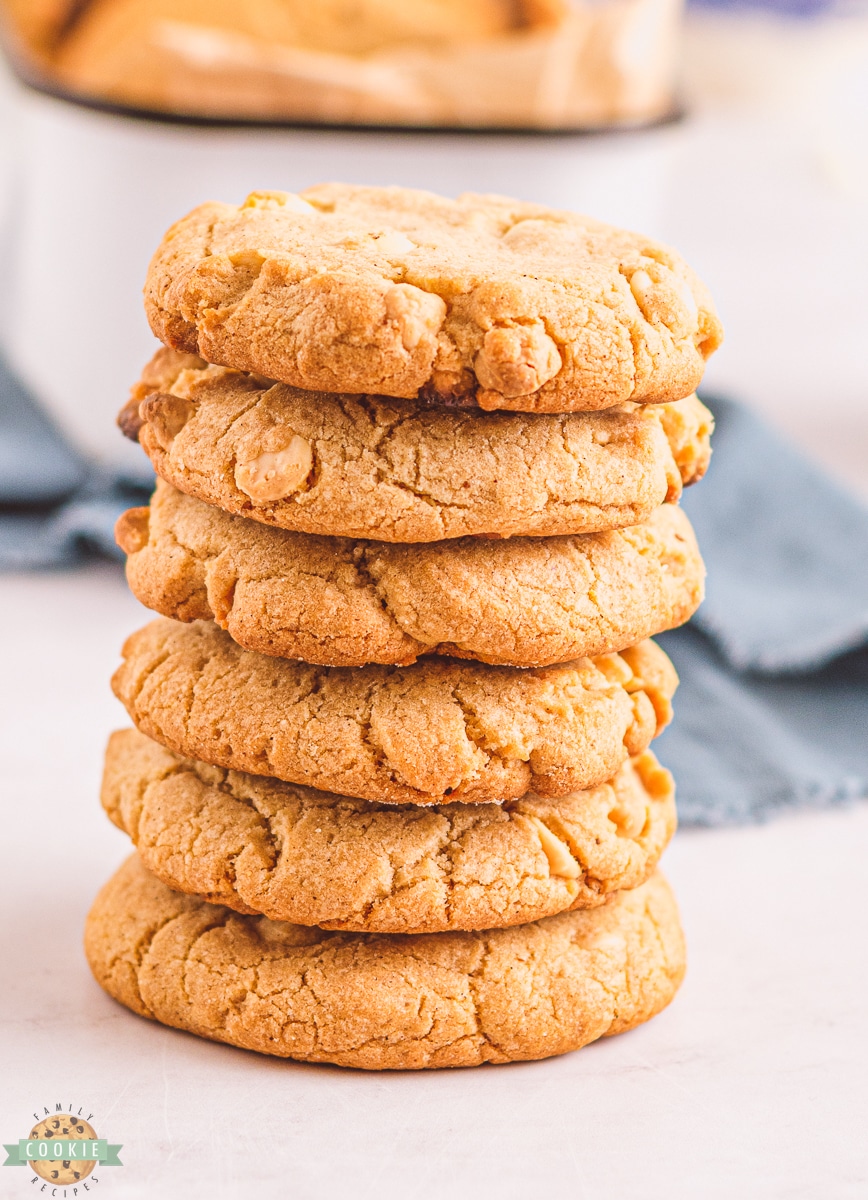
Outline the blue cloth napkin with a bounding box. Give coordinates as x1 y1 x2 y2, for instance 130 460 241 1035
0 354 152 568
1 352 865 824
653 397 868 825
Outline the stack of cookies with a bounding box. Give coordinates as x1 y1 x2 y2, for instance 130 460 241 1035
85 185 722 1070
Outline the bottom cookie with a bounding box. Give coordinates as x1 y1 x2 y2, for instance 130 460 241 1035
85 856 686 1070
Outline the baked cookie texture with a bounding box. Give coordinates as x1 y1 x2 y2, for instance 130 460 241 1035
111 619 677 805
144 185 722 412
118 482 705 668
85 854 686 1068
120 348 713 542
103 728 677 933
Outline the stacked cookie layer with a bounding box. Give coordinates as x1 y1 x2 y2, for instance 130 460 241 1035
87 185 722 1070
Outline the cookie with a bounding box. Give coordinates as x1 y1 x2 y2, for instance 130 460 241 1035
112 619 677 805
26 1115 98 1186
144 185 722 412
103 728 677 933
85 854 685 1068
118 481 704 668
119 348 713 542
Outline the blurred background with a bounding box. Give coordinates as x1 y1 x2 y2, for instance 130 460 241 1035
0 0 865 496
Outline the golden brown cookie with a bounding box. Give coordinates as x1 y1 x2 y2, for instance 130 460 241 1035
111 618 677 805
103 728 677 933
144 185 722 411
120 348 713 543
85 854 686 1068
118 481 704 668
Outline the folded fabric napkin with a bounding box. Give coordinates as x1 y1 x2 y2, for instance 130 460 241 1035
1 351 865 825
0 354 152 568
654 397 868 824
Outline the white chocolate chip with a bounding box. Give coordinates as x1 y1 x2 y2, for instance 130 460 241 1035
235 435 313 502
370 230 416 258
228 248 265 270
607 796 645 839
474 322 562 398
629 268 654 309
630 266 696 336
520 815 581 879
594 653 635 687
673 274 699 320
242 191 315 213
384 284 446 351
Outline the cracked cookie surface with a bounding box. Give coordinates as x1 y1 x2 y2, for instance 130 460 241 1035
121 348 713 543
111 619 677 805
144 184 722 413
118 482 704 667
103 728 677 933
85 854 686 1068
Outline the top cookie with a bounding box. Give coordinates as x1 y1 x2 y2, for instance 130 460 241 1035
145 184 723 413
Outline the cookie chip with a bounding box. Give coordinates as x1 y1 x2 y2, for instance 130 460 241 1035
27 1115 97 1185
111 619 677 806
86 855 686 1068
120 349 713 543
144 185 722 412
118 482 704 668
102 728 677 933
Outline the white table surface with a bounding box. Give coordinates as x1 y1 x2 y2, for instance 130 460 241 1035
2 566 867 1200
